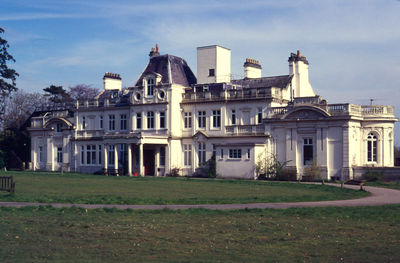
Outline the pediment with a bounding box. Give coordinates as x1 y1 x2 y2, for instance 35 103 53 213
193 131 208 141
283 107 329 120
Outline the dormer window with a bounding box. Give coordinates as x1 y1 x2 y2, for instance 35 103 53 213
147 78 154 96
111 91 118 99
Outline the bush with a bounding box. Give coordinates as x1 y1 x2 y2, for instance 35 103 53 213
167 167 180 177
255 153 290 180
303 161 322 181
192 156 216 178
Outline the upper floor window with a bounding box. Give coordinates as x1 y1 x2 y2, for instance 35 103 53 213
231 109 236 125
137 113 142 129
147 78 154 96
147 111 154 129
159 111 165 129
212 110 221 128
56 123 63 132
257 108 263 124
198 111 206 129
120 114 127 130
184 112 192 129
100 116 103 129
367 133 378 162
82 116 86 130
109 115 115 131
108 145 115 165
209 69 215 77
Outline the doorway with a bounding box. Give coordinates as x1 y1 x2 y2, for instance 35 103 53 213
143 149 155 176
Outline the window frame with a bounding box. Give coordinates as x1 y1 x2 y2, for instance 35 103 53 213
212 110 221 128
147 111 154 129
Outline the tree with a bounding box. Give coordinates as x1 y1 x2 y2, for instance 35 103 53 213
43 85 71 104
3 90 48 129
68 84 99 101
0 27 19 126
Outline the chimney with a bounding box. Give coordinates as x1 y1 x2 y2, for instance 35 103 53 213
288 50 315 97
244 58 262 79
103 72 122 90
149 44 160 58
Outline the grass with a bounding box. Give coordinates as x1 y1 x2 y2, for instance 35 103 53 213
0 171 368 204
366 181 400 190
0 205 399 262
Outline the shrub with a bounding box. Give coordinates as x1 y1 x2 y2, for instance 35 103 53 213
255 153 290 180
303 161 322 181
167 167 180 177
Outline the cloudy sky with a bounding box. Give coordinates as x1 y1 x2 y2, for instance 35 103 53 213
1 0 400 141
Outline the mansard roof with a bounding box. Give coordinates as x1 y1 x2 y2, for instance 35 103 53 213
231 75 293 89
135 54 197 87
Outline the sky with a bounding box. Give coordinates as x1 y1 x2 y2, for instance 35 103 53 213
1 0 400 141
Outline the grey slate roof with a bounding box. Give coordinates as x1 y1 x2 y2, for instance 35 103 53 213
231 75 293 89
135 54 197 87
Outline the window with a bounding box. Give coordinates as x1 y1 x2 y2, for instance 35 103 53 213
82 116 86 130
56 123 63 132
119 144 127 164
160 147 166 166
159 111 165 129
231 109 236 125
147 78 154 96
220 148 224 159
137 113 142 129
247 149 251 159
184 112 192 129
87 145 96 165
257 108 263 124
57 147 63 163
98 145 102 165
183 144 192 166
303 138 313 165
81 145 84 165
209 69 215 77
109 115 115 131
147 111 154 129
212 110 221 128
108 145 115 165
229 149 242 159
367 133 378 162
198 142 206 164
100 116 103 129
120 114 127 130
212 144 216 158
39 146 43 162
198 111 206 129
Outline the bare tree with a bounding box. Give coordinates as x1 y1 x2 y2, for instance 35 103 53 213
68 84 99 101
3 90 48 129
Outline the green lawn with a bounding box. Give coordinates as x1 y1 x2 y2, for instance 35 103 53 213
0 205 399 262
0 171 368 204
366 181 400 190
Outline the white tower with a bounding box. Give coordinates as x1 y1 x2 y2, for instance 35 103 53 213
197 45 231 84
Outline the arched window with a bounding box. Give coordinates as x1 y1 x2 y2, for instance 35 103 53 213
367 132 377 162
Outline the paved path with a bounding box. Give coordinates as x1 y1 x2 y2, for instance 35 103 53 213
1 184 400 210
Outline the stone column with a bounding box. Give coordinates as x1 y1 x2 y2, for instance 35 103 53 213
128 144 132 176
139 143 144 176
104 144 108 175
114 144 119 176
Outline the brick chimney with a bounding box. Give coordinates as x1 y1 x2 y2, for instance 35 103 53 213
244 58 262 79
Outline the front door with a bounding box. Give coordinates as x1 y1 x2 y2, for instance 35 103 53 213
143 149 155 176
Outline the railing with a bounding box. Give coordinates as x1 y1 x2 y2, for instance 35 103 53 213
76 130 104 138
225 125 264 135
182 87 279 103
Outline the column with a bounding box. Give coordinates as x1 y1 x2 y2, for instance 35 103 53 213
32 140 37 171
139 143 144 176
155 147 160 176
114 144 119 176
165 144 169 175
128 144 132 176
104 144 108 174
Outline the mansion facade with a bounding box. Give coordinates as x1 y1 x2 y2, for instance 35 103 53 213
28 45 397 180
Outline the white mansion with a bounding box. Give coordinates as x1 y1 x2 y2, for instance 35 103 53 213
28 45 397 180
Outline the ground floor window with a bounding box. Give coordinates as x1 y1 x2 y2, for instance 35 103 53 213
57 147 63 163
198 142 206 164
119 144 127 164
367 132 377 162
39 146 43 162
183 144 192 166
87 145 96 165
160 146 166 166
108 145 115 165
229 149 242 159
303 138 313 165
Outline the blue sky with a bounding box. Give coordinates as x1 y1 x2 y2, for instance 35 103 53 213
1 0 400 141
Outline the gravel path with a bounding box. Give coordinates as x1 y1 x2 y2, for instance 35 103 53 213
1 184 400 210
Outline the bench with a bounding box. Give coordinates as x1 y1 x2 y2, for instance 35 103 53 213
0 176 15 193
344 179 366 191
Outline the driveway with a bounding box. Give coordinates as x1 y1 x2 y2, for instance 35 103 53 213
0 184 399 210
